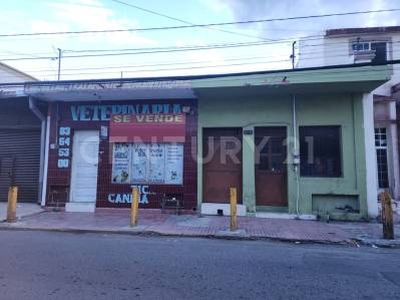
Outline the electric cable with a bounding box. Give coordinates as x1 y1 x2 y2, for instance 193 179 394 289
0 8 398 38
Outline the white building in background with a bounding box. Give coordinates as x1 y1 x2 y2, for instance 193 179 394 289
0 62 36 83
298 26 400 216
0 62 36 97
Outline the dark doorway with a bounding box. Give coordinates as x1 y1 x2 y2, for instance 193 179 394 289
0 130 41 202
371 42 387 65
203 128 242 203
255 127 287 207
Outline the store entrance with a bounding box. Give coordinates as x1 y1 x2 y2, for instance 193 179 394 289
203 128 242 204
255 127 287 207
70 131 99 204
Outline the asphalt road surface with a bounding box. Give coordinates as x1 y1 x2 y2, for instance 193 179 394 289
0 230 399 300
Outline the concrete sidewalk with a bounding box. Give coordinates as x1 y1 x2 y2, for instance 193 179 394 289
1 208 400 247
0 202 44 222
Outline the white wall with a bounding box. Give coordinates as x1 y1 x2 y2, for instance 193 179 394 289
0 63 35 83
297 39 325 68
298 32 400 73
363 93 379 218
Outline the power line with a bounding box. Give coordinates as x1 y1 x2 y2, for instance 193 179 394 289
32 58 292 77
0 40 279 62
111 0 268 41
0 8 399 38
19 54 277 73
0 34 323 61
3 36 400 78
3 36 398 63
4 51 398 81
0 32 370 61
2 41 400 76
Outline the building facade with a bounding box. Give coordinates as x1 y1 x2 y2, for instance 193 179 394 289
25 80 197 212
18 64 392 220
298 26 400 216
193 65 391 220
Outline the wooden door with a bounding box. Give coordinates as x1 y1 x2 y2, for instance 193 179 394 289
203 128 242 203
255 127 287 206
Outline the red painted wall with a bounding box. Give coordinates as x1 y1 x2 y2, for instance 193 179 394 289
46 99 198 210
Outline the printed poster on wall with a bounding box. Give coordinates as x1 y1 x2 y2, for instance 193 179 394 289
165 144 183 184
112 143 131 183
131 144 148 182
111 143 184 185
148 143 165 183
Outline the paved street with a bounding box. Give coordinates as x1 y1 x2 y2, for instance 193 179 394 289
0 231 399 299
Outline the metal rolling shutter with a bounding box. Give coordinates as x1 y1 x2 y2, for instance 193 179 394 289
0 129 41 202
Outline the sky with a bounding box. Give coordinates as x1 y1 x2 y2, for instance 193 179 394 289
0 0 399 81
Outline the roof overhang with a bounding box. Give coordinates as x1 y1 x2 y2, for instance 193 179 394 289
15 64 394 102
0 84 27 99
24 79 196 102
192 65 392 98
326 26 400 37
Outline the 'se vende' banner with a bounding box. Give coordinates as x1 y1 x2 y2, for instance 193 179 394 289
109 113 186 143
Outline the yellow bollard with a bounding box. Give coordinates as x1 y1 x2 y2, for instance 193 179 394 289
230 187 237 231
7 186 18 223
130 187 139 227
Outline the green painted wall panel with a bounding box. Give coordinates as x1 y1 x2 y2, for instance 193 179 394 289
198 92 367 219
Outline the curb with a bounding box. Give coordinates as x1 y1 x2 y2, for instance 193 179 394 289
354 237 400 248
0 224 358 247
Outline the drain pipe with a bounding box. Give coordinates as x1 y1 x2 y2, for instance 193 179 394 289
292 94 300 216
41 113 51 207
29 97 46 205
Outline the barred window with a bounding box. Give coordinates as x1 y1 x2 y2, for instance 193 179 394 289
375 128 389 188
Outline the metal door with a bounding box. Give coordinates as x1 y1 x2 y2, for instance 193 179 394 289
0 130 41 202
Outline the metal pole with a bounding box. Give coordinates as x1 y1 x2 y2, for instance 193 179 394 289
7 186 18 223
291 41 296 69
230 187 237 231
131 187 139 227
41 115 51 206
57 48 62 81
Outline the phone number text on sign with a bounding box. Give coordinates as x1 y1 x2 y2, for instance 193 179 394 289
58 127 71 168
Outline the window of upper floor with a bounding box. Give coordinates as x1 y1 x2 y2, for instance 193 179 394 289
350 39 389 64
352 41 371 51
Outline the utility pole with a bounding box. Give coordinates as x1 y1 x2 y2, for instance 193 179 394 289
290 41 296 69
57 48 62 80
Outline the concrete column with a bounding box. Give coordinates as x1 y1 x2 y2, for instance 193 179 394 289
363 94 379 218
242 126 256 213
389 101 400 200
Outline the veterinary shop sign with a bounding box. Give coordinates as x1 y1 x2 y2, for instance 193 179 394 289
70 103 185 121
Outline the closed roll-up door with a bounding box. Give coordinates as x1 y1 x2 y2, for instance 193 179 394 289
0 130 41 202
